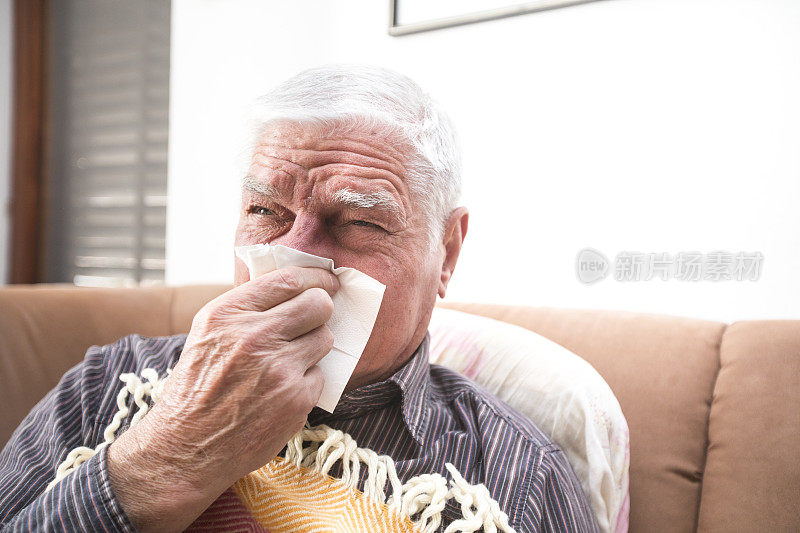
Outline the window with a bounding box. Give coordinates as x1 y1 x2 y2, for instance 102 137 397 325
43 0 170 286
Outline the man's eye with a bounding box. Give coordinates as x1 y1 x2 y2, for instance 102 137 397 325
248 206 275 216
350 220 384 230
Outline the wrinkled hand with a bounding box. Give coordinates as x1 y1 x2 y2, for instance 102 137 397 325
107 266 339 532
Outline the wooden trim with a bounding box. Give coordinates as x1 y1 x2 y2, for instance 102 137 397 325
9 0 47 283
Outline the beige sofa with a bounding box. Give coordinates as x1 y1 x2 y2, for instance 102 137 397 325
0 284 798 532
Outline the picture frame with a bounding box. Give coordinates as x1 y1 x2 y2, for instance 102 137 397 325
389 0 602 36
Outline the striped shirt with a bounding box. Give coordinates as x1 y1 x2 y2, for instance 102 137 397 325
0 333 598 532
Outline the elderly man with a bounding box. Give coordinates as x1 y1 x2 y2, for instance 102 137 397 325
0 65 597 532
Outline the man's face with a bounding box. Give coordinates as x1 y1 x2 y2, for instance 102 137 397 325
234 120 442 388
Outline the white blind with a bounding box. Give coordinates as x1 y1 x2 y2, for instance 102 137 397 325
45 0 170 287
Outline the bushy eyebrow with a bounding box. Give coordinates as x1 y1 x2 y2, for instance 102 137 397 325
243 176 401 216
242 175 284 199
332 187 400 213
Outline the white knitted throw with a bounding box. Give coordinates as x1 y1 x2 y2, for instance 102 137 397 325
45 369 515 533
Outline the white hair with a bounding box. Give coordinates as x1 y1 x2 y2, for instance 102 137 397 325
247 64 462 247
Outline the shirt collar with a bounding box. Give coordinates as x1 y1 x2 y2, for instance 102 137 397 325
307 332 431 447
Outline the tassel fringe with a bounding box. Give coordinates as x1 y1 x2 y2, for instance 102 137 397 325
285 424 514 533
45 368 515 532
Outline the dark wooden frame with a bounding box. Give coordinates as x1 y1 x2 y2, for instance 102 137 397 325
10 0 48 283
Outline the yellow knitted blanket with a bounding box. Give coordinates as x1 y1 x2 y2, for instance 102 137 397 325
45 369 515 532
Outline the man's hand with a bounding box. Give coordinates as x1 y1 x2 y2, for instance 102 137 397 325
107 266 339 532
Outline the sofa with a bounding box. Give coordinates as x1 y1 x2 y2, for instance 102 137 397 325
0 284 798 532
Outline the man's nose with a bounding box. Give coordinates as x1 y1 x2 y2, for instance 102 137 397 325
270 213 333 259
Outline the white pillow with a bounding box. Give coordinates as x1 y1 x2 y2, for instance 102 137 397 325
428 308 630 533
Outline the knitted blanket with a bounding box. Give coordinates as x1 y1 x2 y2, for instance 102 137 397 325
46 369 515 533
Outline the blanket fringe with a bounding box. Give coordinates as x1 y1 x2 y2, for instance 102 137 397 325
285 424 514 533
45 368 515 532
44 368 169 492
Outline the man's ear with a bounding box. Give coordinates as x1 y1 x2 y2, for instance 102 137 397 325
438 207 469 299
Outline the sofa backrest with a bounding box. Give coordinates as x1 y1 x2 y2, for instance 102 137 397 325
695 320 800 532
0 284 228 447
0 285 798 531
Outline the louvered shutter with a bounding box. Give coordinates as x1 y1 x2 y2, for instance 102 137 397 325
44 0 170 287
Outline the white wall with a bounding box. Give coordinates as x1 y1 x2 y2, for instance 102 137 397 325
0 0 11 285
168 0 800 322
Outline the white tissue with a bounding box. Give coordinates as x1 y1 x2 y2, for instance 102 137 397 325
234 244 386 412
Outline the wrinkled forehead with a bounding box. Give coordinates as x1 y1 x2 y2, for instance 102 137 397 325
244 119 419 216
254 119 411 166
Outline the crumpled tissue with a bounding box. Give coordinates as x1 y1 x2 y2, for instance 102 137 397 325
235 244 386 412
